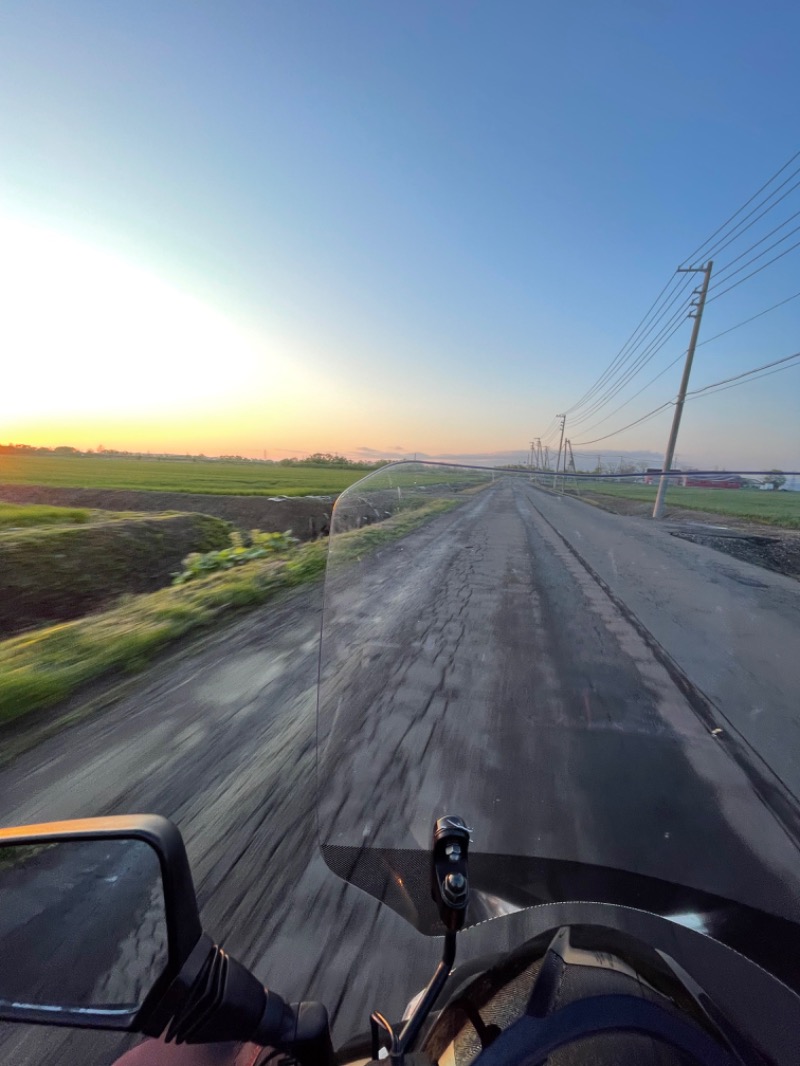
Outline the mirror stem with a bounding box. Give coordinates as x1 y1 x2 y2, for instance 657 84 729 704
148 937 333 1065
393 930 456 1057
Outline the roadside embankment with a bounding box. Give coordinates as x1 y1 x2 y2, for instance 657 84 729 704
0 513 231 636
0 484 334 540
0 498 459 734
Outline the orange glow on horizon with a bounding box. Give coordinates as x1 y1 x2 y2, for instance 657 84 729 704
0 215 563 461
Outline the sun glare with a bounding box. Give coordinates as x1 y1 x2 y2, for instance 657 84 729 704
0 216 539 459
0 216 307 447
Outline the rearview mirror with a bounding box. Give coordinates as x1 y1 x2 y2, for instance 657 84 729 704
0 816 202 1032
0 816 328 1057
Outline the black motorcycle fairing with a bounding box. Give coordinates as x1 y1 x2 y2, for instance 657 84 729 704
423 925 764 1066
320 843 800 994
436 906 798 1066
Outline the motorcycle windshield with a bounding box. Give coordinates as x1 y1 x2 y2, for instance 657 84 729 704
316 462 800 983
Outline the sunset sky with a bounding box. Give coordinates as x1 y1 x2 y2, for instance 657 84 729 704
1 1 798 468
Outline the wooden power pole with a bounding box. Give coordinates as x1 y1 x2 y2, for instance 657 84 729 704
653 261 713 519
553 414 566 490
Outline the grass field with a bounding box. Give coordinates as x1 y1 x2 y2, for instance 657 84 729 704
0 498 462 731
0 455 372 496
570 481 800 529
0 502 91 529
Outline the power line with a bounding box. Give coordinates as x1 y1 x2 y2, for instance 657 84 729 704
697 288 800 347
707 237 800 303
548 468 800 478
571 348 688 436
688 168 800 268
566 282 695 427
709 221 800 291
574 350 800 446
563 274 677 415
561 148 800 443
680 148 800 267
707 198 800 276
570 451 663 461
538 417 558 440
686 350 800 398
567 290 694 428
689 361 799 398
540 420 561 445
572 402 673 446
567 305 691 428
564 271 689 416
576 287 800 437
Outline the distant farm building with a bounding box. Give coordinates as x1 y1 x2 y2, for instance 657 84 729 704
644 468 681 485
682 473 747 489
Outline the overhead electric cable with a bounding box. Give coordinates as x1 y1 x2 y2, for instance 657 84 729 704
571 349 688 436
560 148 800 444
687 361 799 398
708 238 800 303
685 351 800 397
564 272 688 415
572 402 674 446
567 292 694 428
574 351 800 446
680 148 800 266
697 289 800 347
709 222 800 290
686 170 800 268
566 282 695 426
577 289 800 436
704 196 800 270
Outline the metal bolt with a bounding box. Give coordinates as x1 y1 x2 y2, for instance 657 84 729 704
446 872 466 891
445 843 462 862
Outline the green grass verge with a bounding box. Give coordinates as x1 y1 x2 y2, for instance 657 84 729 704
567 482 800 529
0 498 459 730
0 543 324 729
0 455 372 496
0 502 91 529
331 497 460 561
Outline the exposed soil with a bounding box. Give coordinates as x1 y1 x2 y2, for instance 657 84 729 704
0 512 231 636
666 527 800 582
580 490 800 581
0 484 333 540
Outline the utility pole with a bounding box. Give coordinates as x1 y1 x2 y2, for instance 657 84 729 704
653 261 713 519
543 445 550 471
565 440 577 474
565 440 580 495
553 414 566 490
530 441 536 469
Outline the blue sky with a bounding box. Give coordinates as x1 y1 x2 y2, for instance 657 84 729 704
1 1 798 467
